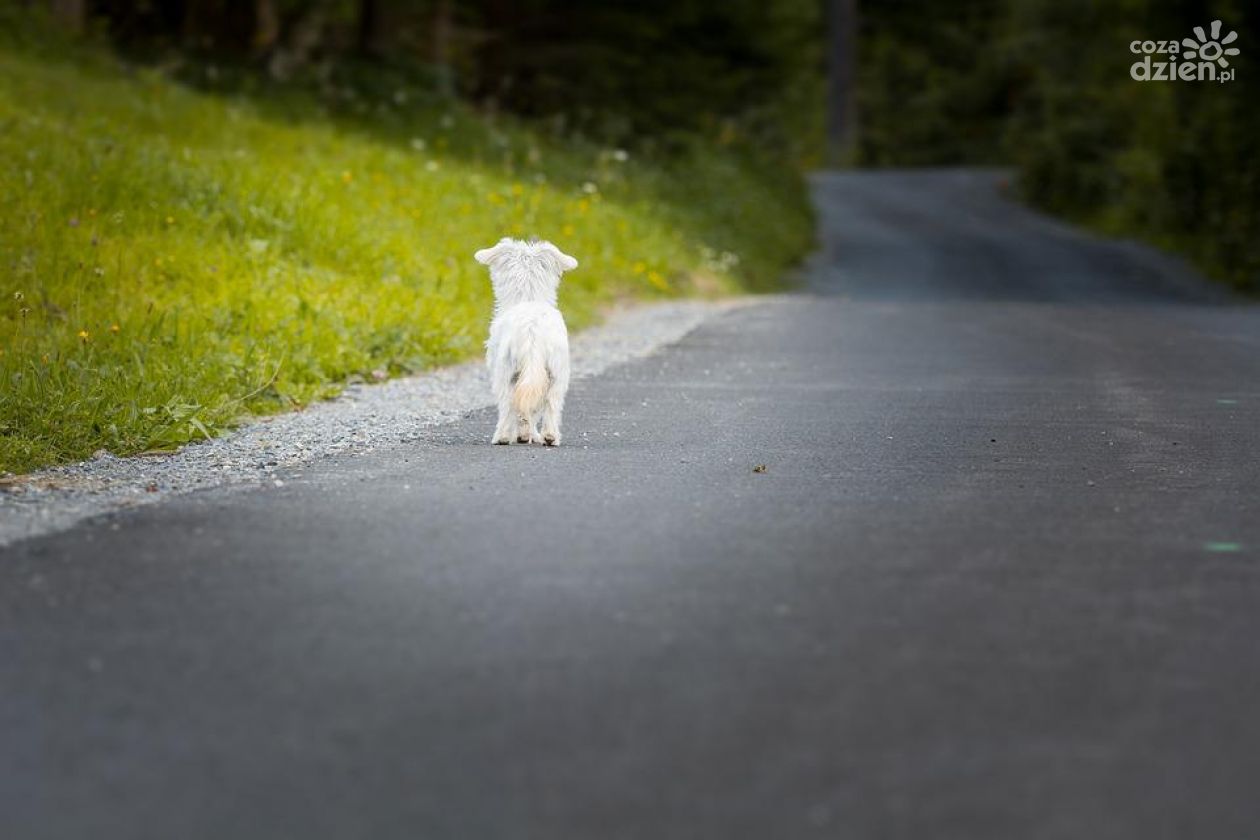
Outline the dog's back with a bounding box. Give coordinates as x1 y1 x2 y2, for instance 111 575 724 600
489 301 569 418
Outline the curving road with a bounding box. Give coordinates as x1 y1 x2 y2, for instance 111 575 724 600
3 170 1259 839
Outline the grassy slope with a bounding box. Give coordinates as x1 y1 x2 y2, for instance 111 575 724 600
0 39 813 474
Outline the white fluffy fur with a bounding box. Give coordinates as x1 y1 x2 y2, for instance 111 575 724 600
475 237 578 446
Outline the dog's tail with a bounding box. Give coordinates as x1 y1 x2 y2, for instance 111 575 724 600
511 352 551 417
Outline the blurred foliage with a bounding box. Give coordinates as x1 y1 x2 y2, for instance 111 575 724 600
469 0 826 166
858 0 1259 291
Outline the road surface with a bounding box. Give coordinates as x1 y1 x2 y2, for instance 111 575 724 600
3 170 1259 839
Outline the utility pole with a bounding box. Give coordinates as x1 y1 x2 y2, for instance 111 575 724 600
826 0 859 165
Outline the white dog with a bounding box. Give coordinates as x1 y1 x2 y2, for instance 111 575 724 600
475 237 578 446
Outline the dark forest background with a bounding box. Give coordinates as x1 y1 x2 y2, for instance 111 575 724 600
17 0 1260 290
31 0 825 163
858 0 1258 291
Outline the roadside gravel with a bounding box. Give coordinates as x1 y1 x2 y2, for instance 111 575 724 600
0 299 746 548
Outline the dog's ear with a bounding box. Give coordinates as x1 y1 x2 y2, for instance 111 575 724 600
474 238 512 266
541 242 579 273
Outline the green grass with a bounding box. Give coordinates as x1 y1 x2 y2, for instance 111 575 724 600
0 35 813 474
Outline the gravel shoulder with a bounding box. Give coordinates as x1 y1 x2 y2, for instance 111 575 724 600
0 299 745 548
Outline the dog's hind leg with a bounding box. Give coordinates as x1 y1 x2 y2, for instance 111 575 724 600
540 387 565 446
492 394 516 444
540 353 568 447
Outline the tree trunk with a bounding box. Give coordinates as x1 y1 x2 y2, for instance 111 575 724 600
254 0 280 55
357 0 385 56
432 0 454 95
48 0 85 32
182 0 259 54
268 2 329 78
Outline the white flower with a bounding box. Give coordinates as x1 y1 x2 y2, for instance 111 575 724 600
581 181 599 194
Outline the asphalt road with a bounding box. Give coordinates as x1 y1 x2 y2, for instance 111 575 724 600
4 170 1259 839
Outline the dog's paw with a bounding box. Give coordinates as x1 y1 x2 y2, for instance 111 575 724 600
492 435 512 445
516 434 533 444
542 433 560 447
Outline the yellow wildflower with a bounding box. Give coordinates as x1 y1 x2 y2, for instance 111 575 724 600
78 329 90 342
110 324 120 334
